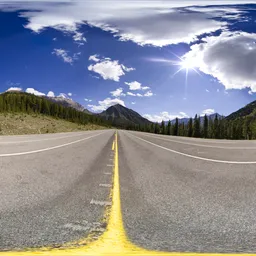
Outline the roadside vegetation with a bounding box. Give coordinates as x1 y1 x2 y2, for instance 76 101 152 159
131 114 256 140
0 113 106 135
0 92 111 135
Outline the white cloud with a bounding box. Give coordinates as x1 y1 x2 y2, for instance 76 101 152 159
68 92 72 96
249 90 253 95
52 48 73 64
88 97 125 112
131 102 136 104
125 81 150 90
144 91 153 97
110 87 125 97
201 108 215 116
121 65 135 72
47 91 55 97
84 98 92 102
127 90 153 97
73 31 86 45
89 54 100 62
143 111 188 122
217 89 220 92
205 89 210 92
183 31 256 92
127 92 136 96
6 87 22 92
26 88 45 96
88 56 134 82
5 1 244 47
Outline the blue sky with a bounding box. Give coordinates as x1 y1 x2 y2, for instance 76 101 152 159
1 0 256 122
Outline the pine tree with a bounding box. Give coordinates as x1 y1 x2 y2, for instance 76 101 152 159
154 123 160 134
161 120 166 135
203 114 208 138
173 118 178 136
167 120 171 135
187 118 193 137
193 114 201 138
213 114 219 139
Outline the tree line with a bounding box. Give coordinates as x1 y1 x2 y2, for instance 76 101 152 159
130 113 256 140
0 92 111 127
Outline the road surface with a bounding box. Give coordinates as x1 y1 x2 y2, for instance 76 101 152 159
1 129 256 253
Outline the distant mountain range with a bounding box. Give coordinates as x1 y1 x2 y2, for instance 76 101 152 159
99 104 152 127
6 89 256 128
46 96 92 115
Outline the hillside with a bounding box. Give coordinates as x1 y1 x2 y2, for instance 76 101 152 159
0 92 111 129
99 104 152 128
0 113 105 135
225 100 256 120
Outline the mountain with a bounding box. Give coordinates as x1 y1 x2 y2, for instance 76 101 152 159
46 96 92 114
225 100 256 120
167 113 223 125
99 104 152 128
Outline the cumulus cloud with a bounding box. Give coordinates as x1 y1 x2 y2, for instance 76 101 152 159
26 88 45 96
88 55 134 81
67 92 72 96
125 81 150 90
3 1 246 47
201 108 215 116
183 31 256 92
84 98 92 102
88 97 125 112
47 91 55 97
6 87 22 92
131 102 136 104
110 87 125 97
143 111 189 122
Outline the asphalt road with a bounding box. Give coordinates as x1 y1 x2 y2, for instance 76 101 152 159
0 130 115 250
1 129 256 253
119 131 256 253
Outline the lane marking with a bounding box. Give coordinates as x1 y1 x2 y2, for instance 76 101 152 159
112 141 115 150
0 132 95 144
0 131 108 157
136 132 256 150
3 131 255 255
130 131 239 144
107 164 114 167
104 172 112 175
90 199 112 206
129 133 256 164
99 184 112 188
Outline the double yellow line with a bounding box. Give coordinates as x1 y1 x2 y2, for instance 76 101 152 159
1 132 253 256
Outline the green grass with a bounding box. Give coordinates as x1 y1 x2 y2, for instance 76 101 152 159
0 113 107 135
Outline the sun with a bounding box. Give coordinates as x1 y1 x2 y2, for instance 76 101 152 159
180 58 196 70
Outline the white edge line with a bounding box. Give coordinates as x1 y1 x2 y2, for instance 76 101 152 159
135 132 256 150
0 131 108 157
130 133 256 164
0 131 97 144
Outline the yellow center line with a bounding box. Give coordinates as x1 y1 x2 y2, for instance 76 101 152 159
1 131 255 255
